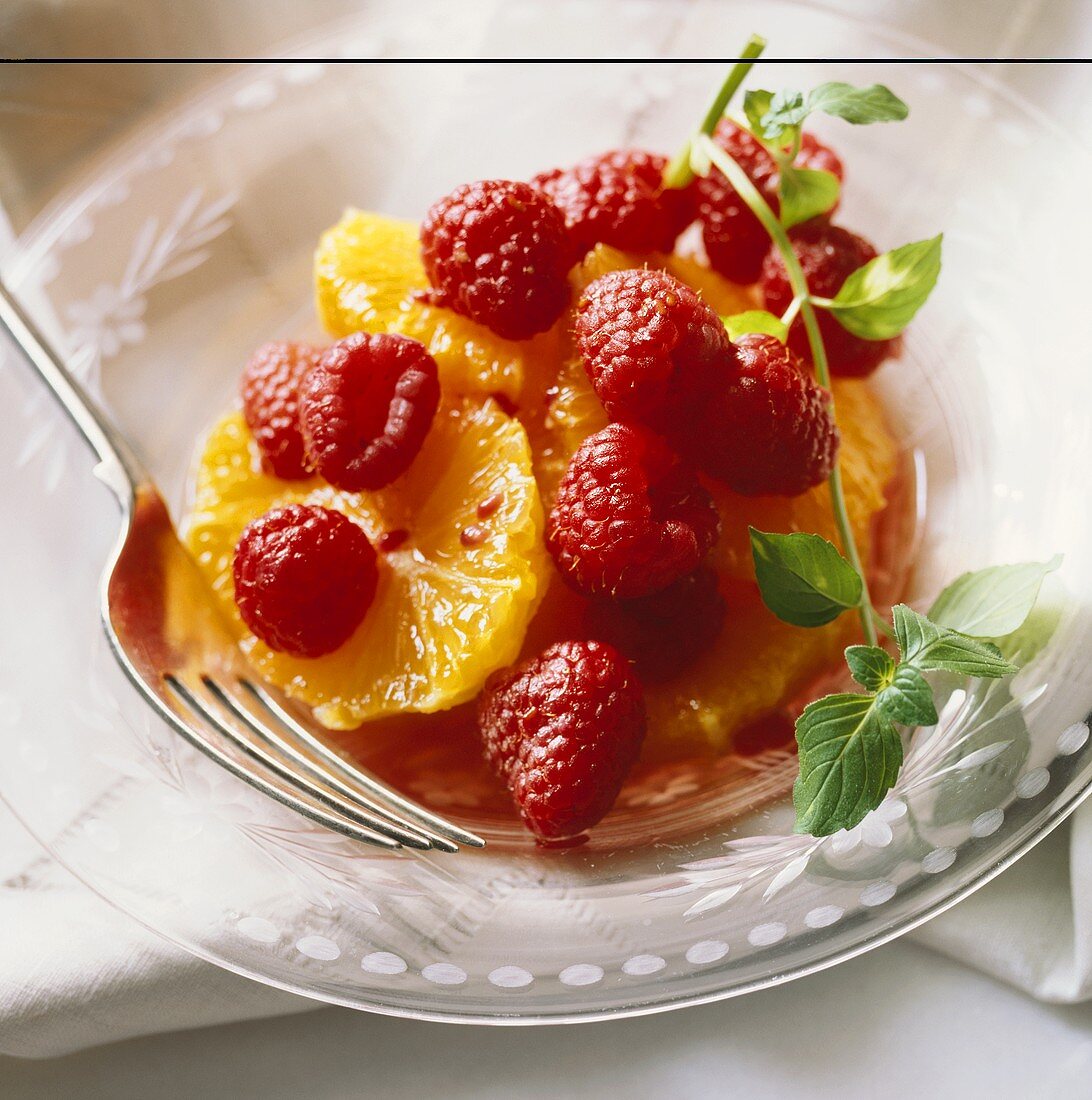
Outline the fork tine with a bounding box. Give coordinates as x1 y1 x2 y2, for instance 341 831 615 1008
202 676 459 854
165 675 434 850
239 678 486 849
148 680 402 850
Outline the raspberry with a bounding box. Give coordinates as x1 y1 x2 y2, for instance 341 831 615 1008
420 179 571 340
233 504 378 657
300 332 440 492
531 148 693 255
584 565 726 682
696 119 844 284
547 423 720 599
477 640 646 839
574 268 734 429
691 333 839 496
761 219 893 378
240 341 321 479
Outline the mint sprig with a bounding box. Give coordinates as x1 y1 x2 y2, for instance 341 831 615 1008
667 49 1062 838
786 568 1056 836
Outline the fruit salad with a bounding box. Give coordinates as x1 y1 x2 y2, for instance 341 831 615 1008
182 60 931 845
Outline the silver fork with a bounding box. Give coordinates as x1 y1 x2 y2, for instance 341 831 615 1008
0 280 484 853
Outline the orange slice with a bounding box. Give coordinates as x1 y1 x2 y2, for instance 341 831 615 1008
314 209 559 402
184 399 548 728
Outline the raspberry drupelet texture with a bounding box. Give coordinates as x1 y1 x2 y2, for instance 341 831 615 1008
477 639 646 840
300 332 440 492
761 219 893 378
531 148 694 256
692 333 839 496
574 268 734 429
584 565 726 682
240 341 322 479
233 504 378 658
419 179 571 340
547 423 720 599
695 119 844 284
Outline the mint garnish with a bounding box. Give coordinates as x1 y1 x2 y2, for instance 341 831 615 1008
668 47 1061 837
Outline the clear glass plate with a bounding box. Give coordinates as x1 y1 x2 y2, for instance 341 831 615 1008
2 7 1091 1023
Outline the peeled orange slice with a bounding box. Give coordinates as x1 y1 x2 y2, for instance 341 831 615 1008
314 209 559 402
184 399 548 728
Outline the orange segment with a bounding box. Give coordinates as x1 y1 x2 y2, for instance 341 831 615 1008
314 209 559 402
184 399 548 728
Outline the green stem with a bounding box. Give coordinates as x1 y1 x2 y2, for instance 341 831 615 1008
780 294 804 328
700 135 879 647
662 35 767 190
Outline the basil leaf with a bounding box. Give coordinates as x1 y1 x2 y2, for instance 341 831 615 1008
743 88 775 136
751 529 863 627
779 164 840 230
826 235 942 340
875 664 939 726
845 645 895 691
892 605 1017 678
928 556 1062 638
806 82 909 125
793 693 903 836
722 309 788 343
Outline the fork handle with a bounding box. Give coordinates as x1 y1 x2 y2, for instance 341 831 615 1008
0 278 147 507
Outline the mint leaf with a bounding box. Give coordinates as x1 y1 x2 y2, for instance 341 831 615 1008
825 235 942 341
722 309 788 343
793 693 903 836
757 81 907 143
892 605 1017 678
779 164 840 230
875 664 939 726
743 88 775 135
805 82 909 125
758 87 807 143
928 556 1062 638
751 529 863 627
845 645 894 691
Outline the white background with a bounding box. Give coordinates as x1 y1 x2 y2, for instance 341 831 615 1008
1 2 1090 1096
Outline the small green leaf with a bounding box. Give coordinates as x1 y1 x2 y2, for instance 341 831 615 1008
750 529 863 627
793 693 903 836
892 605 1017 678
805 82 909 125
875 664 939 726
743 88 775 135
845 645 895 691
722 309 788 343
825 235 942 340
928 556 1062 639
779 164 841 230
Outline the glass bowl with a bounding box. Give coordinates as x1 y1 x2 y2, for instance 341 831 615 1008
2 7 1091 1023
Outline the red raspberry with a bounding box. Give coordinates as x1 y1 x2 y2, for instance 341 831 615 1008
240 341 321 479
531 148 693 256
547 423 720 599
696 119 844 284
691 333 839 496
761 219 893 378
477 639 646 839
419 179 571 340
574 268 734 429
233 504 378 658
584 565 726 682
300 332 440 492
